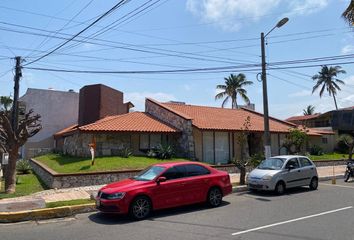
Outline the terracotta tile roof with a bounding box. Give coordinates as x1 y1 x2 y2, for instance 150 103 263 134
286 114 321 122
54 124 78 138
78 112 179 133
157 101 295 133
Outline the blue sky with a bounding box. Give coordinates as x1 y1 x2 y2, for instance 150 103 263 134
0 0 353 119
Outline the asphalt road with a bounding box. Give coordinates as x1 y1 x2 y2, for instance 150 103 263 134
1 181 354 240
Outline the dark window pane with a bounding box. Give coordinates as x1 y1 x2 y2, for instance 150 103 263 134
185 164 210 177
162 167 185 180
300 158 312 167
285 158 300 168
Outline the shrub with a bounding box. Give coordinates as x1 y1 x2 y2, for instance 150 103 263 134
119 147 132 158
147 150 156 158
155 144 174 159
335 140 349 154
16 159 32 174
309 145 323 156
249 153 264 168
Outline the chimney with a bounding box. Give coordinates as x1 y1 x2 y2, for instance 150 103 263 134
78 84 130 126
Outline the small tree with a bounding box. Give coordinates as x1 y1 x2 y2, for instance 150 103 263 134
0 109 41 193
282 127 309 154
232 116 251 185
339 134 354 160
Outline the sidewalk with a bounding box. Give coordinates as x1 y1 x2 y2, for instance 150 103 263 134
0 165 347 212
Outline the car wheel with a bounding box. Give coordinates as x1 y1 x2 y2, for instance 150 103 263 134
274 182 285 195
129 196 151 220
309 177 318 190
207 187 223 207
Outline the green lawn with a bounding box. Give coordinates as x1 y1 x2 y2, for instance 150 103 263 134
0 173 46 199
35 153 188 173
310 153 349 161
46 199 94 208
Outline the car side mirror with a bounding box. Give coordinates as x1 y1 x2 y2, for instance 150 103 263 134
287 165 295 171
156 176 166 184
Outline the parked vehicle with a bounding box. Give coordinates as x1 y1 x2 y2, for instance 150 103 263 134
344 161 354 182
247 155 318 195
96 162 232 219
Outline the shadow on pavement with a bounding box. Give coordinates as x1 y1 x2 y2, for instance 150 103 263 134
237 186 315 200
88 201 230 225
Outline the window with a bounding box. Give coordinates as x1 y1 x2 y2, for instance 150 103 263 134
321 137 328 144
185 164 210 177
150 134 161 148
285 158 300 169
299 157 313 167
139 134 149 149
162 167 185 180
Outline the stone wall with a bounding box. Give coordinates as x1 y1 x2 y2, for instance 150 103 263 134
63 132 132 157
30 159 141 188
146 99 195 159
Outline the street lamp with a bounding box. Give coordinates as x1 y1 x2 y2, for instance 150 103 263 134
261 17 289 159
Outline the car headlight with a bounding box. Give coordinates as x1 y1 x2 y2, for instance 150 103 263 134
106 192 126 200
262 175 273 180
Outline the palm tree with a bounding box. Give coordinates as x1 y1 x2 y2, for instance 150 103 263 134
312 65 346 110
0 96 13 112
215 73 253 109
303 105 315 115
342 0 354 26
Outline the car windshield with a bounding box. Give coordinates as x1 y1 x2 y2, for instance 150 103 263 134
132 166 166 181
257 158 285 170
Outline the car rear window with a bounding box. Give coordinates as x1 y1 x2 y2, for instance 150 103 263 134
162 166 185 180
185 164 210 177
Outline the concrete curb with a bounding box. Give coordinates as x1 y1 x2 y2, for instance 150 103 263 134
0 203 96 223
232 174 345 193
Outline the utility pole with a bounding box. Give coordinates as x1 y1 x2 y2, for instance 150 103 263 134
11 56 22 132
260 17 289 159
261 33 271 159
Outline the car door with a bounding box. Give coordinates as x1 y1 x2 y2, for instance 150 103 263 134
299 157 316 185
283 158 302 188
152 166 186 209
182 164 211 204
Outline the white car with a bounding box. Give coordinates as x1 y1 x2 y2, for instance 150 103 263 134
247 155 318 194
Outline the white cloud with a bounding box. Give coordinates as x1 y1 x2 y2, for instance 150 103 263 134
186 0 329 31
341 45 354 54
186 0 281 31
289 89 312 97
124 92 177 111
287 0 329 16
183 84 192 91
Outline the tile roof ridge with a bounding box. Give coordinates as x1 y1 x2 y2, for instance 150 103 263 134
146 98 192 120
241 107 296 127
164 101 244 112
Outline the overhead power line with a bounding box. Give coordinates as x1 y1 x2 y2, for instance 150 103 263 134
24 0 130 66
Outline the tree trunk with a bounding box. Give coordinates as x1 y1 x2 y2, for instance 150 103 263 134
349 144 353 161
4 149 18 193
239 166 246 185
333 94 338 110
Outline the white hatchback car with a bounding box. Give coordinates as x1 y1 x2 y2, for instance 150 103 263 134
247 155 318 194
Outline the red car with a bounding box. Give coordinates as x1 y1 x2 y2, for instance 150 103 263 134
96 162 232 219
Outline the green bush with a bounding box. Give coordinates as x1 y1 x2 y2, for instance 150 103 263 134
119 147 132 158
147 150 156 158
16 159 32 174
155 144 174 159
249 153 264 168
335 140 349 154
309 145 323 156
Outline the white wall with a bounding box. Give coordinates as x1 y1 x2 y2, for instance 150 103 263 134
20 88 79 158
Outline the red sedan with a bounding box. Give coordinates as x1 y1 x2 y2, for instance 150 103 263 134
96 162 232 219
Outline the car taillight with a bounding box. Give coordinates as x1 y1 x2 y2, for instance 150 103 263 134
222 174 230 183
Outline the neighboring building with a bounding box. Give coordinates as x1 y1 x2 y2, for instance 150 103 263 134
55 97 330 164
286 107 354 153
19 88 79 158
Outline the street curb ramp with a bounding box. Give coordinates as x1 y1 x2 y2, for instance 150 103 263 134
0 203 96 223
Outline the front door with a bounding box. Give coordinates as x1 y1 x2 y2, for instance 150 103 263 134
283 158 302 188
